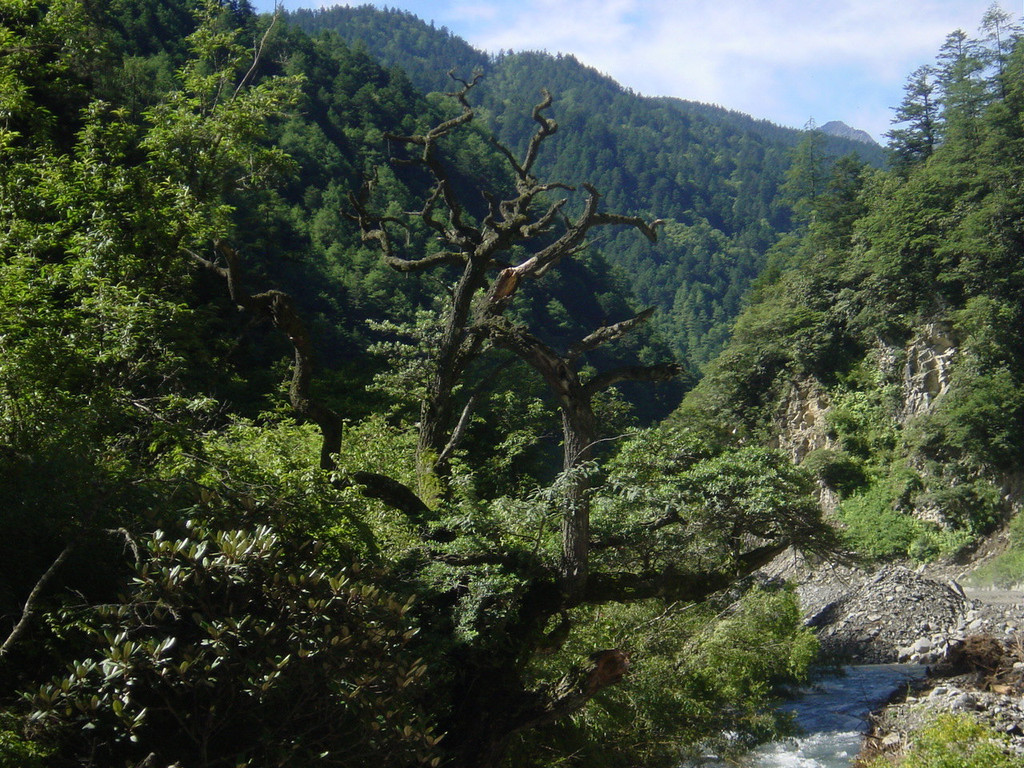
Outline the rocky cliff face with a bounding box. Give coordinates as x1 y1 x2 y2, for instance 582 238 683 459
899 323 957 422
773 378 835 463
775 323 959 460
771 322 978 521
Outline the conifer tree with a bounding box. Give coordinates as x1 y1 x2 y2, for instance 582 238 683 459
886 65 939 170
936 29 988 148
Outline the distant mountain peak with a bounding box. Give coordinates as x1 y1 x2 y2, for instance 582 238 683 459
819 120 878 147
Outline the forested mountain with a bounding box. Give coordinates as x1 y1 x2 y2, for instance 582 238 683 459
675 5 1024 570
288 4 887 365
0 2 830 766
4 1 1022 767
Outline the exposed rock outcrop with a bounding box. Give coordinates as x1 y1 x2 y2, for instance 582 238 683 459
820 120 878 146
774 379 834 463
900 322 957 422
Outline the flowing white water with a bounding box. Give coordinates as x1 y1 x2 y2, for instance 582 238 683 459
747 665 928 768
688 665 928 768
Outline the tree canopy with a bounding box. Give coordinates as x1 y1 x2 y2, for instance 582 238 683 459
0 2 834 767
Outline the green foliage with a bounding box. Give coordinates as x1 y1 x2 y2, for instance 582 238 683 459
26 522 440 767
18 2 1023 766
680 271 857 432
0 0 311 633
669 7 1024 569
838 483 925 561
865 712 1024 768
781 122 829 224
827 385 900 461
286 5 884 366
595 424 831 575
0 0 97 144
511 587 817 768
141 0 302 247
915 477 1003 535
886 65 940 170
965 550 1024 590
156 416 386 555
964 513 1024 589
0 712 48 768
907 367 1024 471
801 448 868 497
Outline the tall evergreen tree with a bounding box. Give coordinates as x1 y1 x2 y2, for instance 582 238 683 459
780 120 828 225
978 2 1021 99
886 65 940 170
936 29 989 149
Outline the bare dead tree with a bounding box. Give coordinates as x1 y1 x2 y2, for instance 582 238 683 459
187 74 833 768
349 75 681 599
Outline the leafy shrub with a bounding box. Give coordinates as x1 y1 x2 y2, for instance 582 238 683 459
26 522 439 768
0 713 47 768
802 448 868 496
157 414 423 558
508 586 818 768
907 368 1024 471
913 477 1003 535
907 527 975 563
864 712 1024 768
839 485 924 560
826 387 899 461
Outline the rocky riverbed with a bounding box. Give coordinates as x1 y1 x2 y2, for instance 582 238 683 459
799 564 1022 664
793 562 1024 762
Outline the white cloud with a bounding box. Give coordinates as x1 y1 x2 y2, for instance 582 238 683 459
263 0 1008 138
454 0 1000 137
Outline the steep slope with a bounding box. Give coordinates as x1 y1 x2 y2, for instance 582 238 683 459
674 20 1024 567
285 5 885 366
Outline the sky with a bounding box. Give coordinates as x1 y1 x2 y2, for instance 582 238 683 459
251 0 1017 142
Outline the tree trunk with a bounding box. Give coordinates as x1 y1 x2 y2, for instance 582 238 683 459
414 259 489 503
558 393 598 604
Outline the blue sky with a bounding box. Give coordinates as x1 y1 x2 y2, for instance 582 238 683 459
252 0 1015 142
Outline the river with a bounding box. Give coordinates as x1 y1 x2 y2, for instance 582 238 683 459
691 665 928 768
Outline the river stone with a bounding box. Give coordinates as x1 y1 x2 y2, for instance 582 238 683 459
800 564 972 663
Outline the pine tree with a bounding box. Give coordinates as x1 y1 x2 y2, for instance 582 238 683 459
780 119 828 225
979 2 1021 99
936 29 988 149
886 65 939 170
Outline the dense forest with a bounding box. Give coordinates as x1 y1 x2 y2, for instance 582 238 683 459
680 2 1024 570
1 0 1023 767
289 4 886 366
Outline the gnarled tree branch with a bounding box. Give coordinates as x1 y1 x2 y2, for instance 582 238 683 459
584 542 789 605
567 307 656 362
583 362 684 398
192 242 438 529
0 542 74 661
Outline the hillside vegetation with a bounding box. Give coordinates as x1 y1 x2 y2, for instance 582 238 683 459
289 4 886 365
677 5 1024 568
0 1 831 766
2 0 1022 767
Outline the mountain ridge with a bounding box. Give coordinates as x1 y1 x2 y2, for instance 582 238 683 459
820 119 879 146
285 4 886 365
